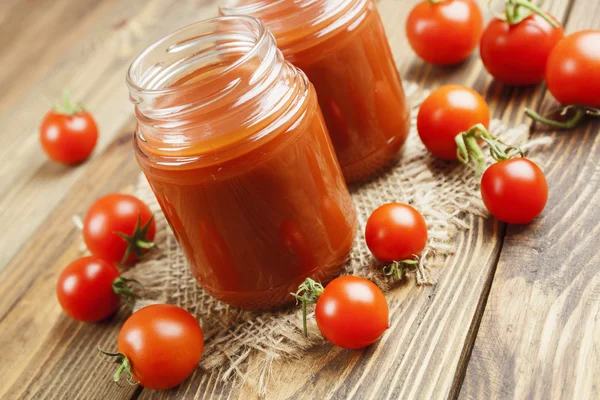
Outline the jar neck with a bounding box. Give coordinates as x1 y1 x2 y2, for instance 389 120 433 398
219 0 369 54
127 16 309 166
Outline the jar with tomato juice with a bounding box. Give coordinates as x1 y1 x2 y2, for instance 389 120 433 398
127 17 356 309
220 0 410 184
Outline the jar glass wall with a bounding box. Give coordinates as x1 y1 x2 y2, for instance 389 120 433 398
127 16 357 309
221 0 411 184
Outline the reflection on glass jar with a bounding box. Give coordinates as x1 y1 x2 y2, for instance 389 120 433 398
128 16 356 309
221 0 411 184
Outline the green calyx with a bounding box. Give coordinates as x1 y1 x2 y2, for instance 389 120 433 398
525 106 600 129
455 123 523 174
493 0 559 28
117 214 155 265
383 256 420 281
112 277 142 308
291 278 324 338
428 0 446 4
54 89 85 115
98 347 138 386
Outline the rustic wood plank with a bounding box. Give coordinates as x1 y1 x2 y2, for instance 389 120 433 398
0 0 587 400
0 127 142 399
0 0 219 272
0 0 117 112
460 1 600 398
135 1 567 399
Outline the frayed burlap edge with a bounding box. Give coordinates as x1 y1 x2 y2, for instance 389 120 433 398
124 82 552 397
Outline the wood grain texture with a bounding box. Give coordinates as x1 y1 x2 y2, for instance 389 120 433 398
460 1 600 399
0 0 219 272
136 0 567 398
0 128 141 400
0 0 597 399
136 216 503 400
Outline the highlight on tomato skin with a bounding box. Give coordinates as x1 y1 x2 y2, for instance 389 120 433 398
39 90 98 165
82 194 156 266
292 276 390 350
406 0 483 66
315 276 389 349
545 30 600 109
525 30 600 129
480 158 548 225
365 203 428 263
100 304 204 390
56 256 122 322
417 85 490 161
480 13 564 86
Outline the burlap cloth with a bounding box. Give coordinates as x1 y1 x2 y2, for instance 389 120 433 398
125 82 550 396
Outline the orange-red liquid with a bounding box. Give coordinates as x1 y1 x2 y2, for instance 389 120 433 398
134 59 356 309
224 0 410 183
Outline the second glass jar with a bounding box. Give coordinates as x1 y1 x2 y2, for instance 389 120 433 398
221 0 411 184
128 17 356 309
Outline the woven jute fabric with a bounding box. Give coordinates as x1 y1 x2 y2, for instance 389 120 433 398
125 82 548 396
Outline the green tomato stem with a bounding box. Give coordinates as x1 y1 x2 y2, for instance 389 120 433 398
513 0 559 27
98 347 138 386
455 123 523 174
54 89 85 115
291 278 324 338
112 277 143 309
383 257 420 281
504 0 559 27
525 107 587 129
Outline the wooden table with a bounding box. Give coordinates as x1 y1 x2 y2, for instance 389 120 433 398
1 0 598 399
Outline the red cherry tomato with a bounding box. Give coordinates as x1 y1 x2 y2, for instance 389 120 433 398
480 13 563 85
417 85 490 160
545 30 600 108
406 0 483 65
365 203 428 263
56 256 121 322
481 158 548 224
111 304 204 390
40 92 98 165
315 276 389 349
83 194 155 265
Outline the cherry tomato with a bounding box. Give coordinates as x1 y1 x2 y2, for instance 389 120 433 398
406 0 483 65
40 92 98 165
365 203 428 263
315 276 389 349
110 304 204 390
481 13 563 85
481 158 548 224
417 85 490 160
83 194 155 265
545 30 600 108
56 256 121 322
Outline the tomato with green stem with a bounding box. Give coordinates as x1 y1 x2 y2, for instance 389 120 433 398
417 85 490 160
40 90 98 165
99 304 204 390
453 124 546 224
56 256 140 322
481 158 548 224
526 30 600 128
292 276 389 349
480 0 563 85
83 194 155 265
406 0 483 65
365 203 428 280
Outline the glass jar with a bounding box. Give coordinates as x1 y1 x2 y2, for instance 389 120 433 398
220 0 411 184
127 16 356 309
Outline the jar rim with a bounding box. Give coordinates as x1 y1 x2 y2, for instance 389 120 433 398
219 0 366 53
126 15 268 97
